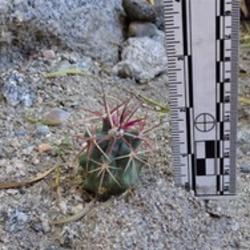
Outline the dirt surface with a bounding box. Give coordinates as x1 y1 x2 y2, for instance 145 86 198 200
0 44 249 250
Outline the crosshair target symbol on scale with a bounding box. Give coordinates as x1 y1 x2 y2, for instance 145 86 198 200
194 113 215 132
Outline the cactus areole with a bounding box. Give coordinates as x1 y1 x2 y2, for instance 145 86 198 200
79 95 152 197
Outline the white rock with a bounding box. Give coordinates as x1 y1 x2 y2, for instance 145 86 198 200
113 37 167 84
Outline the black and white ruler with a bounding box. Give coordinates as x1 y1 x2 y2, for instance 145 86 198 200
163 0 239 198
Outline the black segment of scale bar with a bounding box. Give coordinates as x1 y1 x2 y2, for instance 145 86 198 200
182 0 195 191
182 0 188 55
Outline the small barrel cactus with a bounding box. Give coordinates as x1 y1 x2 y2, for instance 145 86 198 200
79 94 154 197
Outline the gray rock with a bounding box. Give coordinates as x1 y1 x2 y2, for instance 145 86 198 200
237 125 250 154
5 209 28 233
1 0 124 65
1 70 36 107
122 0 157 22
128 22 159 38
113 37 167 83
35 125 50 136
240 165 250 173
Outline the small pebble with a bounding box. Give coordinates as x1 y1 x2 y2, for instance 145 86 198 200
37 143 52 153
36 125 50 137
32 158 40 165
240 165 250 174
15 128 28 137
42 49 56 60
231 221 240 231
122 0 157 22
22 145 34 155
42 108 70 126
6 189 19 195
71 204 84 214
128 22 159 38
41 214 51 233
30 221 44 233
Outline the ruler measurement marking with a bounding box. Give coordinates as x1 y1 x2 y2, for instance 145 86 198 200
222 0 226 194
229 0 239 194
166 36 176 40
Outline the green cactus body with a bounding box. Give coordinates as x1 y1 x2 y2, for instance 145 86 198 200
79 96 152 197
79 129 144 196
